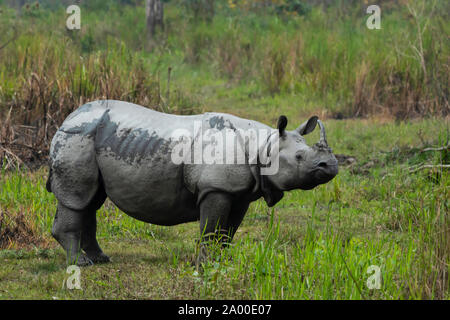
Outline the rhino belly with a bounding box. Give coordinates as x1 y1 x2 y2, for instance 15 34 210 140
96 152 199 226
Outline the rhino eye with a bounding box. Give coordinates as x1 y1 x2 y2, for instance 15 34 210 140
295 152 303 161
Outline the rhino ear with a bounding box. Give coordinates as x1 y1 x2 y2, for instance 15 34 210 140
297 116 318 136
277 115 288 136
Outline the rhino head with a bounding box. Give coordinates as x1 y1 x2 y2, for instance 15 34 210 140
263 115 338 200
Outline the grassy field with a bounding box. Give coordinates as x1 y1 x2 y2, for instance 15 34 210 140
1 118 448 299
0 0 449 300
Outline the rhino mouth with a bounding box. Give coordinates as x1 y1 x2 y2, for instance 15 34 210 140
313 164 338 183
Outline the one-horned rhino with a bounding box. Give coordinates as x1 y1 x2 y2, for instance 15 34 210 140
46 100 338 266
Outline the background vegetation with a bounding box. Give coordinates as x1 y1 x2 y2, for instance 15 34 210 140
0 0 448 299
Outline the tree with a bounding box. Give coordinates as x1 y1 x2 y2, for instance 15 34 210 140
146 0 164 42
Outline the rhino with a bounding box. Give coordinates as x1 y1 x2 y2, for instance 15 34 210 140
46 100 338 266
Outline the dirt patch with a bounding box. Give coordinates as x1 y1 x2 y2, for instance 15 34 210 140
336 154 383 175
0 209 50 249
335 154 357 167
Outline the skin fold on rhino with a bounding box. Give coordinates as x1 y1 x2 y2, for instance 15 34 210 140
46 100 338 266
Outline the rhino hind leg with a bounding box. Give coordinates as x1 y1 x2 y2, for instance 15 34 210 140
81 185 110 264
49 130 110 265
52 203 93 266
52 185 109 266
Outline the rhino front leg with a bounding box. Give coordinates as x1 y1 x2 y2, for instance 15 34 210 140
222 201 250 247
52 203 93 266
197 192 233 265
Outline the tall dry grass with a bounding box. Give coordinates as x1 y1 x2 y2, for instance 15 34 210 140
0 41 162 167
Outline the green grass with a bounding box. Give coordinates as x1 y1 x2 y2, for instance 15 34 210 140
1 118 448 299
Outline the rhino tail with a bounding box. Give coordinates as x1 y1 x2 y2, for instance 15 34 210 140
46 167 52 193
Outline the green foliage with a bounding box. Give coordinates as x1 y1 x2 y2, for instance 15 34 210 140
274 0 311 16
80 31 96 53
184 0 215 22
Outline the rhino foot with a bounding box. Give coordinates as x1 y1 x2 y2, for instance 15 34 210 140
74 254 94 267
88 252 111 264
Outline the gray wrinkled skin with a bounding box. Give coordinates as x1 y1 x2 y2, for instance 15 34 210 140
47 100 338 266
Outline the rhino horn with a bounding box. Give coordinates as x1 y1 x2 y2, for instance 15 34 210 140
317 119 328 147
